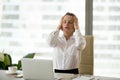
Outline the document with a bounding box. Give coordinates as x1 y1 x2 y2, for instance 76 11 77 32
72 76 95 80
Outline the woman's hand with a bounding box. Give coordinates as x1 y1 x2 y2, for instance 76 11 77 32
73 16 79 30
57 16 64 30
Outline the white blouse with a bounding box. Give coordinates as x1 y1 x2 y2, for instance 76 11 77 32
48 29 86 70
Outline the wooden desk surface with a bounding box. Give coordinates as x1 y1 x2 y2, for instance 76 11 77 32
0 70 120 80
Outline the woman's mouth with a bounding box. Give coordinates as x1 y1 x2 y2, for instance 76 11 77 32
65 27 69 29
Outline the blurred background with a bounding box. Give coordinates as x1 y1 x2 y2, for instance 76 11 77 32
0 0 120 78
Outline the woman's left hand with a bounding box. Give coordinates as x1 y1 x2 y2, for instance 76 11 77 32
73 16 79 30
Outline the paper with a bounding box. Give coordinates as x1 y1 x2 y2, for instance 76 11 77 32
55 73 75 79
72 76 94 80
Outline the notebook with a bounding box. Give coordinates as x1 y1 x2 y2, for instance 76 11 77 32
21 58 55 80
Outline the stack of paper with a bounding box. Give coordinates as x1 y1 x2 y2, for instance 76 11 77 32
72 76 94 80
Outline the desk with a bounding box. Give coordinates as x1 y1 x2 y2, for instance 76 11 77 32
0 70 120 80
72 75 120 80
0 70 23 80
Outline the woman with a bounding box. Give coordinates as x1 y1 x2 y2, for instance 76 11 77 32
48 12 86 73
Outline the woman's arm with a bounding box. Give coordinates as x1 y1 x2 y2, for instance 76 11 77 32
73 16 86 50
48 17 63 47
74 30 86 50
47 29 60 47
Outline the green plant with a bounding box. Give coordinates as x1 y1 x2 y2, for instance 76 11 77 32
0 53 12 70
17 53 36 70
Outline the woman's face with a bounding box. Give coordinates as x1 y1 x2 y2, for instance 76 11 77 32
62 15 75 34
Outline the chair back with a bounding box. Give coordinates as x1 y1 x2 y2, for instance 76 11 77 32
79 35 94 75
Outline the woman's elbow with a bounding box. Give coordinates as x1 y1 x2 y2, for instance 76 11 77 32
76 40 86 50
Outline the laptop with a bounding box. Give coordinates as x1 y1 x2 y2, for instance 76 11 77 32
21 58 55 80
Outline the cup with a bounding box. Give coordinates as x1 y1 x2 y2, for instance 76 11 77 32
8 66 17 73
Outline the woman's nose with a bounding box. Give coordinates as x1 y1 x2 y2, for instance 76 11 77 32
65 22 69 26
